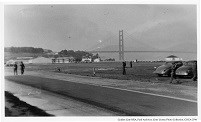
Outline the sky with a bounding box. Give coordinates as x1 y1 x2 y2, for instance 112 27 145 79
4 4 197 52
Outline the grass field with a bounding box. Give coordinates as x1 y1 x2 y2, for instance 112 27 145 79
24 61 197 87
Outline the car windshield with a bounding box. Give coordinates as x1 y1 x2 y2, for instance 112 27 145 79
183 61 196 66
164 62 173 65
164 61 181 66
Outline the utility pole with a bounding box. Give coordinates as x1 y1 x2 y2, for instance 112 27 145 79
119 30 124 61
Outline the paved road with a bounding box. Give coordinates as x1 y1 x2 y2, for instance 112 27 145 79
5 75 197 116
5 80 125 116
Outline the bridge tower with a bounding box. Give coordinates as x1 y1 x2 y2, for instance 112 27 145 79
119 30 124 61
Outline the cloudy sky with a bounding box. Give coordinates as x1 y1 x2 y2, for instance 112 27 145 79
4 4 197 52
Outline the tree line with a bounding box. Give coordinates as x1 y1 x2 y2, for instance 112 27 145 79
5 47 100 62
58 49 99 62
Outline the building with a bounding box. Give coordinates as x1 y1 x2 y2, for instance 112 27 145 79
5 57 33 66
5 59 16 66
15 57 33 64
32 57 52 64
94 58 101 62
165 55 181 61
81 56 92 63
52 57 75 63
5 56 53 66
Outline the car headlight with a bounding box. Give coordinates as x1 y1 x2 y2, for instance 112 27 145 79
187 70 191 73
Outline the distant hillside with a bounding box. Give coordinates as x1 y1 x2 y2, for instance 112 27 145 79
4 47 53 53
4 47 97 63
4 47 54 62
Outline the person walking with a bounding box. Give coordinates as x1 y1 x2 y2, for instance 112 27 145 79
14 62 18 75
192 61 197 81
170 62 177 83
123 61 126 75
130 61 132 68
20 61 25 75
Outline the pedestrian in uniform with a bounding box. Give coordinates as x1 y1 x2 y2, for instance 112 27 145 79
170 62 177 83
192 61 197 81
123 61 126 75
20 61 25 75
14 62 18 75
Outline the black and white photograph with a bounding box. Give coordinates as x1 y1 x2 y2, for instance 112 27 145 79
1 0 200 122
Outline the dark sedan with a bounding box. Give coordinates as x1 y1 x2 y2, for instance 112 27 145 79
153 61 183 77
176 60 197 78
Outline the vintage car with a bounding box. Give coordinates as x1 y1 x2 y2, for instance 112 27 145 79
175 60 197 78
153 61 183 77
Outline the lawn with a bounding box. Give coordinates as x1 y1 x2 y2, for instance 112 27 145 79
24 61 197 87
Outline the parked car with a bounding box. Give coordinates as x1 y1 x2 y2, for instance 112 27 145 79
153 61 183 77
176 60 197 78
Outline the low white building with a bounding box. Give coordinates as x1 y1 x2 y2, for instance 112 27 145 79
5 57 33 66
165 55 181 61
82 57 92 62
15 57 33 64
5 59 16 66
94 58 101 62
32 57 52 63
52 57 75 63
5 56 54 66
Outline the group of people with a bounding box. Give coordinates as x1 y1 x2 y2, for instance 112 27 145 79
122 61 133 75
14 61 25 75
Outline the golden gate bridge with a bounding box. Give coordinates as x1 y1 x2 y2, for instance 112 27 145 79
86 30 195 61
